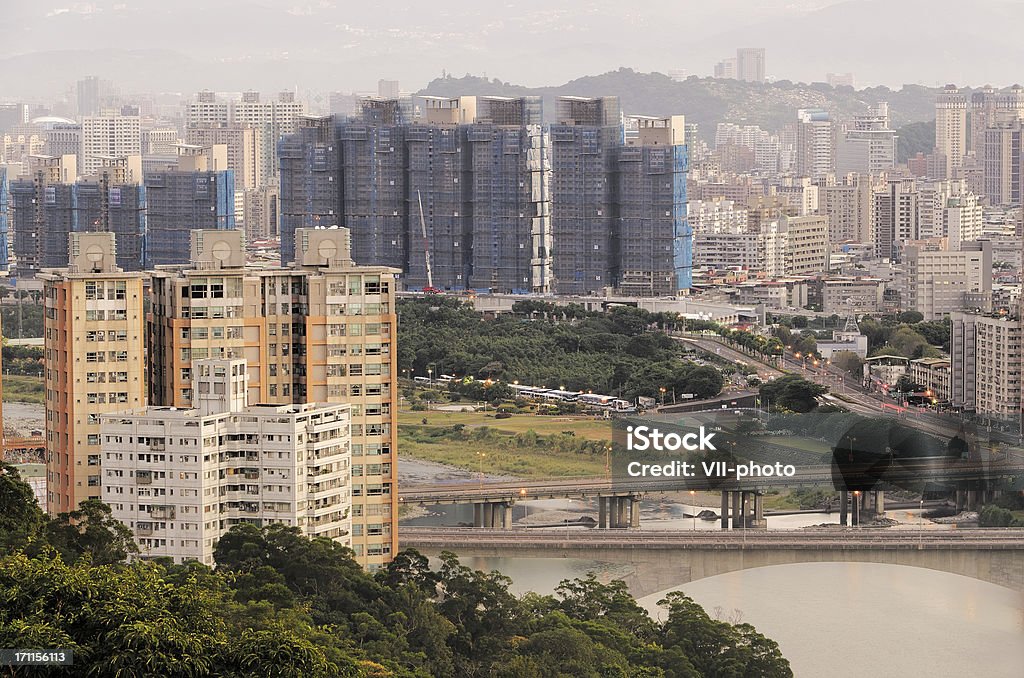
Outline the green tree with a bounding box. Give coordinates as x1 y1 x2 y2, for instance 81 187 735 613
831 350 864 376
760 374 827 413
44 498 138 564
0 463 46 554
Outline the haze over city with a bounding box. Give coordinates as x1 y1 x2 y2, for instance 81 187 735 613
4 0 1024 95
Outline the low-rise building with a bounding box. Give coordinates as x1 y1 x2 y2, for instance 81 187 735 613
909 357 952 403
864 355 910 391
820 277 885 314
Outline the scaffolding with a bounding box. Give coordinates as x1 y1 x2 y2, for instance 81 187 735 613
550 96 620 294
143 169 235 267
278 117 337 265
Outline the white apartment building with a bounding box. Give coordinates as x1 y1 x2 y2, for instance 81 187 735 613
101 358 352 566
820 277 885 314
81 115 141 176
935 85 968 179
944 193 984 250
687 198 748 234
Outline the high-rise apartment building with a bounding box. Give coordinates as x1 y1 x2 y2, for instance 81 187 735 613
951 312 1021 418
42 232 147 515
279 97 691 296
618 115 689 295
943 193 984 249
10 155 146 275
935 85 968 179
549 96 620 294
144 148 235 267
81 114 141 176
782 214 829 275
44 123 82 159
836 102 897 175
982 120 1023 206
243 185 280 241
148 228 399 569
817 174 874 246
185 125 262 191
796 109 834 179
101 358 352 565
688 198 749 234
873 177 918 261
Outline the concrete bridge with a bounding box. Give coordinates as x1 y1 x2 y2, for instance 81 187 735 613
400 527 1024 597
400 458 1021 528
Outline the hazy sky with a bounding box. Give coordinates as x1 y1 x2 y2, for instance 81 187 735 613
2 0 1023 97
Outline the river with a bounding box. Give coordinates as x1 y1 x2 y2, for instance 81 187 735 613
399 458 1024 677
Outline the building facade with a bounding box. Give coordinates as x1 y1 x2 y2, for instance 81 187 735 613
147 228 399 569
101 358 352 566
42 233 147 515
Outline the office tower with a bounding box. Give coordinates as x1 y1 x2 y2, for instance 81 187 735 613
186 125 262 191
77 76 100 118
549 96 621 294
836 102 897 175
0 168 7 270
144 148 235 267
618 115 689 295
736 48 766 83
873 177 918 261
101 358 352 565
817 174 874 246
42 232 146 515
905 241 992 320
781 215 829 275
81 114 141 176
796 109 834 179
935 85 968 179
148 228 399 568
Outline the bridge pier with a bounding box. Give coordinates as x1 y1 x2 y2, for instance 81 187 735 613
840 490 849 526
851 492 861 526
720 492 729 530
472 501 514 528
731 491 742 529
956 487 966 512
599 497 608 529
630 496 641 528
874 490 885 517
750 491 767 529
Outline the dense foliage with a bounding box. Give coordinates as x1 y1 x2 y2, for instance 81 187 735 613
0 464 792 677
398 297 724 400
759 374 828 413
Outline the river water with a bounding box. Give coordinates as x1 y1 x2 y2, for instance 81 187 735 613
400 460 1024 677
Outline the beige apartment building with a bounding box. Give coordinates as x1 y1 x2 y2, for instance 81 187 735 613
185 125 262 191
782 214 829 275
41 232 147 514
100 358 352 566
148 227 399 569
904 241 992 320
935 85 967 179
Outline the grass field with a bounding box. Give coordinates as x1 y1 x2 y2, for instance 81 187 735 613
399 407 613 478
2 375 44 404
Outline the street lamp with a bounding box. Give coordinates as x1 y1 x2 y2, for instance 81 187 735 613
520 487 528 528
659 386 667 406
476 451 486 489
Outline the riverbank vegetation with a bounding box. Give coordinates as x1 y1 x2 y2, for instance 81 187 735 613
398 297 724 400
0 464 793 677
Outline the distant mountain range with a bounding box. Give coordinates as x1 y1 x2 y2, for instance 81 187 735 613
2 0 1024 98
419 71 945 139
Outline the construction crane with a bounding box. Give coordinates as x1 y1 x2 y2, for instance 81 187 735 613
417 190 440 293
